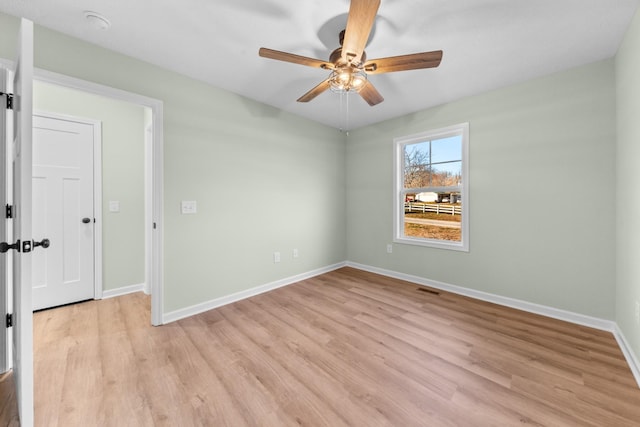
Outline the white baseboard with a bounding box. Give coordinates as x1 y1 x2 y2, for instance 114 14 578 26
346 261 615 331
346 261 640 389
101 283 145 299
614 324 640 388
162 262 347 324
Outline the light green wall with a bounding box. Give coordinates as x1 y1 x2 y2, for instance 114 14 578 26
616 8 640 361
0 13 346 312
33 81 146 291
347 60 617 319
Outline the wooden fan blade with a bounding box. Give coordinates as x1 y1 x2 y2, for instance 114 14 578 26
342 0 381 65
297 78 331 102
358 81 384 106
259 47 334 69
364 50 443 74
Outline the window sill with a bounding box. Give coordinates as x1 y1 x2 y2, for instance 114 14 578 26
393 236 469 252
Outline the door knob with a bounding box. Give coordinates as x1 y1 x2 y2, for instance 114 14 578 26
33 238 50 249
82 217 91 224
1 239 49 253
0 240 20 253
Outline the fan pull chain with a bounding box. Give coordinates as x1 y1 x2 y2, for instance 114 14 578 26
338 91 351 136
346 92 350 136
339 90 344 133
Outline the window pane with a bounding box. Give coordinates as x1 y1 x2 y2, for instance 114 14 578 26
431 135 462 164
394 122 468 251
430 161 461 187
403 142 430 188
431 135 462 163
403 202 461 241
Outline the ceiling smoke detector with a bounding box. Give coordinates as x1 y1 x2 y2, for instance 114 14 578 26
84 11 111 30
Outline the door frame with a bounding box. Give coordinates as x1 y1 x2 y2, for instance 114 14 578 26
32 111 103 302
32 69 164 326
144 124 152 296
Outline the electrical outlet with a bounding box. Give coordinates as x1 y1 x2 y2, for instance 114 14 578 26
293 248 299 258
635 300 640 325
386 244 393 254
273 252 281 263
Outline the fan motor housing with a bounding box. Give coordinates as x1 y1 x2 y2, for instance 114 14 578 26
330 47 366 68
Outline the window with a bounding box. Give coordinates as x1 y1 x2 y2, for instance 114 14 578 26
393 123 469 251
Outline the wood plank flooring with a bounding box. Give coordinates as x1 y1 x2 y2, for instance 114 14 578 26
4 267 640 426
0 371 20 426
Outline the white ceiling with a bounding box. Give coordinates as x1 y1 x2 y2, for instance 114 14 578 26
0 0 638 130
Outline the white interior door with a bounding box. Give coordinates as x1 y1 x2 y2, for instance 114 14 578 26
32 114 95 310
0 67 11 373
0 64 9 375
10 18 35 427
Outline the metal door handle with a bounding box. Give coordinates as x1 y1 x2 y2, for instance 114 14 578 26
82 217 91 224
33 238 50 249
0 240 20 253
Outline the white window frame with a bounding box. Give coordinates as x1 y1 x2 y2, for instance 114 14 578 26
393 122 469 252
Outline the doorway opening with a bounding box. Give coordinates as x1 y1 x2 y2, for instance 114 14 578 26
32 69 163 326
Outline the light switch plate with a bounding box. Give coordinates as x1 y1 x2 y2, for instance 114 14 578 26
181 200 197 214
109 201 120 213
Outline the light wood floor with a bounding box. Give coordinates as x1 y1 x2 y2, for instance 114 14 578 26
4 267 640 426
0 371 20 426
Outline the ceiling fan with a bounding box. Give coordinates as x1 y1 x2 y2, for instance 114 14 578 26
258 0 443 106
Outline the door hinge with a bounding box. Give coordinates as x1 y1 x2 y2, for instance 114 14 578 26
6 313 13 328
5 204 13 219
0 92 13 110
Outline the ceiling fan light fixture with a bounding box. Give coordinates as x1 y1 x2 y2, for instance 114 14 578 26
329 68 367 93
258 0 439 106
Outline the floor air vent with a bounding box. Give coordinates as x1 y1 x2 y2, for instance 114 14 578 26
417 287 440 295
